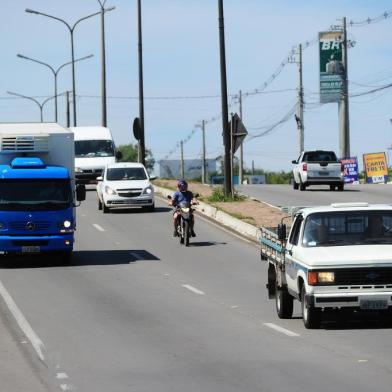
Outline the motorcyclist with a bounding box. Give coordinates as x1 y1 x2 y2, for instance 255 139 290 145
171 179 197 237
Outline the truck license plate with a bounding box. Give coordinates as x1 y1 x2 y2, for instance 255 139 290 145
360 299 388 310
319 171 329 176
22 246 40 253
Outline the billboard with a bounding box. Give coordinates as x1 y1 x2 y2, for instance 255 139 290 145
363 152 389 184
319 31 344 103
340 157 359 184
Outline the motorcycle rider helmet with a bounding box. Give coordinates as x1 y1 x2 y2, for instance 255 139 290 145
177 179 188 192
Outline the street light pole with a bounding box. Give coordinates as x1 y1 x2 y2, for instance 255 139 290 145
7 91 65 123
26 8 114 126
17 54 93 123
217 0 231 196
137 0 146 166
96 1 114 128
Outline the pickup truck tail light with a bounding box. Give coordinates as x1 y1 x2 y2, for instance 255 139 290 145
302 163 308 172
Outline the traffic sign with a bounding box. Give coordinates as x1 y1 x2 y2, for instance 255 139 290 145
229 113 248 154
133 117 142 141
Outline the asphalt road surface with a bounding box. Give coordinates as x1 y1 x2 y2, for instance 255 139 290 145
1 192 392 391
238 184 392 208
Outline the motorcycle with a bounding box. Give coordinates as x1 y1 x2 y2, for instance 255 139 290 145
168 194 199 247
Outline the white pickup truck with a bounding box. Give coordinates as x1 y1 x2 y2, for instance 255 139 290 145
292 150 344 191
261 203 392 329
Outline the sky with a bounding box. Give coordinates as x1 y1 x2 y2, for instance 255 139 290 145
0 0 391 172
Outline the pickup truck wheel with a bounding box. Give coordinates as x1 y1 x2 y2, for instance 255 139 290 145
329 185 336 191
338 184 344 191
275 284 294 319
292 179 299 190
301 286 321 329
299 182 306 191
103 204 110 214
98 199 102 210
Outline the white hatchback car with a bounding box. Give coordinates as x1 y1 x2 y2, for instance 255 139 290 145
96 162 155 213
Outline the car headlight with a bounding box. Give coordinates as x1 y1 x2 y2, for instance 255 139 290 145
308 271 335 285
63 220 72 228
318 272 335 283
105 185 117 195
143 185 153 195
75 167 83 173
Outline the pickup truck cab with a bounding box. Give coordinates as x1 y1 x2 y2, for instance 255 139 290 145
292 150 344 191
261 203 392 328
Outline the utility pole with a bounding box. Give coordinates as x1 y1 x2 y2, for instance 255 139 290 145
238 90 244 185
201 120 207 184
339 16 350 158
252 160 255 175
180 141 185 179
298 44 304 153
217 0 231 195
137 0 146 165
66 91 70 127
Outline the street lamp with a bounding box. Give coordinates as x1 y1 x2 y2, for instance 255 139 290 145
16 54 93 123
25 7 114 126
96 1 115 127
7 91 66 123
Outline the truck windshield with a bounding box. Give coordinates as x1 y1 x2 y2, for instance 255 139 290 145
0 180 72 211
106 168 147 181
302 211 392 247
75 140 114 158
303 151 337 162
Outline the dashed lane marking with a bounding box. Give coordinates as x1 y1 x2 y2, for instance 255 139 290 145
263 322 300 337
0 280 45 361
182 284 205 296
92 223 105 232
56 373 69 380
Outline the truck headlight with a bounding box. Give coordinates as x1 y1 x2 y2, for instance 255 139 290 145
143 186 153 195
105 186 117 195
75 167 83 173
318 272 335 283
63 220 72 228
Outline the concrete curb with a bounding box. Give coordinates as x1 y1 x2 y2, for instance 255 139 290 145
154 185 260 242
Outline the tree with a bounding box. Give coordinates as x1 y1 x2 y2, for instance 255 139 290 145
117 143 155 173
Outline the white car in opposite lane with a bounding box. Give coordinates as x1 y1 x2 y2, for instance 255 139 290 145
96 162 155 213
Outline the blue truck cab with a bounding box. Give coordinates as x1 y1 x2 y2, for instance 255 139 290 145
0 123 85 261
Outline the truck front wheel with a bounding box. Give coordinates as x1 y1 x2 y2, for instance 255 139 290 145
301 286 321 329
275 283 294 319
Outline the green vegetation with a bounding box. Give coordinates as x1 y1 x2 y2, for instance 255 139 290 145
117 143 155 172
207 187 245 203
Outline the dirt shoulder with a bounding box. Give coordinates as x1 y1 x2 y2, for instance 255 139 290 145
154 179 286 228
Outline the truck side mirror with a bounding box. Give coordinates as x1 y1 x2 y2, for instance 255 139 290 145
76 184 86 202
277 223 287 241
291 160 297 164
149 175 157 181
115 151 123 161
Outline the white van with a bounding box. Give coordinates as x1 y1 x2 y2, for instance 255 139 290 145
71 126 120 184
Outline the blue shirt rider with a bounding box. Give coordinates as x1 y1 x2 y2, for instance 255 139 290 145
171 179 196 237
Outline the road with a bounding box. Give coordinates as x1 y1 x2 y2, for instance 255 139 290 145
1 192 392 391
238 184 392 208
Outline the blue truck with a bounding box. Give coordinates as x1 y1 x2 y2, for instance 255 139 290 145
0 123 85 262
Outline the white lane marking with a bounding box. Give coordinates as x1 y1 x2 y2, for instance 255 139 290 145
182 284 205 296
0 281 45 361
129 252 142 261
60 384 72 391
81 214 86 217
263 323 300 337
358 359 368 363
56 373 69 380
92 223 105 232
